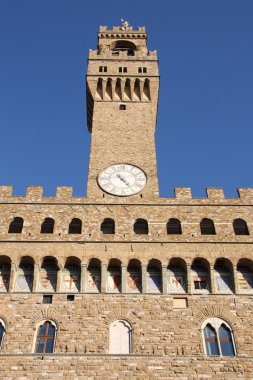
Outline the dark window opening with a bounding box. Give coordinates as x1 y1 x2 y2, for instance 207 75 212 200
43 295 53 304
68 218 82 234
119 67 127 73
67 294 75 301
101 218 115 234
99 66 107 73
167 218 182 234
119 104 126 110
8 217 23 233
138 67 147 74
200 218 216 235
233 218 249 235
134 219 148 235
41 218 55 234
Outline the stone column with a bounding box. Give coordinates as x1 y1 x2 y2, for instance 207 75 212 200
233 265 239 294
101 263 107 293
210 264 215 294
141 264 147 293
187 264 192 294
32 264 39 292
161 265 167 294
121 264 127 293
56 268 62 292
81 264 87 293
9 263 16 292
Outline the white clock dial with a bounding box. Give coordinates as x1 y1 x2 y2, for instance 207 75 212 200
98 164 147 196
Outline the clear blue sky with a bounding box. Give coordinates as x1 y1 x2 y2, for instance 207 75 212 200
0 0 252 197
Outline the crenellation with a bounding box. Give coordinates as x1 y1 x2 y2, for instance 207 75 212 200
56 187 73 200
0 186 13 199
237 188 253 200
206 188 225 200
174 187 192 199
26 186 44 201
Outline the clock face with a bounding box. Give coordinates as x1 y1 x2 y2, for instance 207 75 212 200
98 164 147 196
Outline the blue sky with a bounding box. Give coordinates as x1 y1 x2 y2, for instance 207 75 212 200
0 0 252 197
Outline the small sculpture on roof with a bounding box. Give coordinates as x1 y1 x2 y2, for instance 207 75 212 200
120 19 130 30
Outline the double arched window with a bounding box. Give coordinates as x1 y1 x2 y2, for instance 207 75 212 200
203 318 235 356
40 218 55 234
34 320 56 353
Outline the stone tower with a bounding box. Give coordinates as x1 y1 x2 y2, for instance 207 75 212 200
86 25 159 200
0 23 253 379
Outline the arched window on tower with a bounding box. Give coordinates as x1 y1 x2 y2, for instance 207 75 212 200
101 218 115 234
202 318 235 357
111 40 136 56
134 219 148 235
200 218 216 235
40 218 55 234
8 217 23 233
233 219 249 235
167 218 182 235
68 218 82 234
109 320 132 354
34 320 56 354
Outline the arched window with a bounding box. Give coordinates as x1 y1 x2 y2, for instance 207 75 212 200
203 318 235 357
8 217 23 233
167 218 182 235
233 219 249 236
101 218 115 234
111 40 136 56
15 256 34 292
134 219 148 235
200 218 216 235
40 218 54 234
35 320 56 353
0 320 5 351
68 218 82 234
109 320 132 354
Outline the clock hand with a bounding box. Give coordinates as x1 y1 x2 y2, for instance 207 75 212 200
116 174 131 187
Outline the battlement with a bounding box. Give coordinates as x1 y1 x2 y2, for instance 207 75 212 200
1 186 253 204
99 26 146 34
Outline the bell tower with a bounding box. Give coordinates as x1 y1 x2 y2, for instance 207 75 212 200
86 22 159 201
